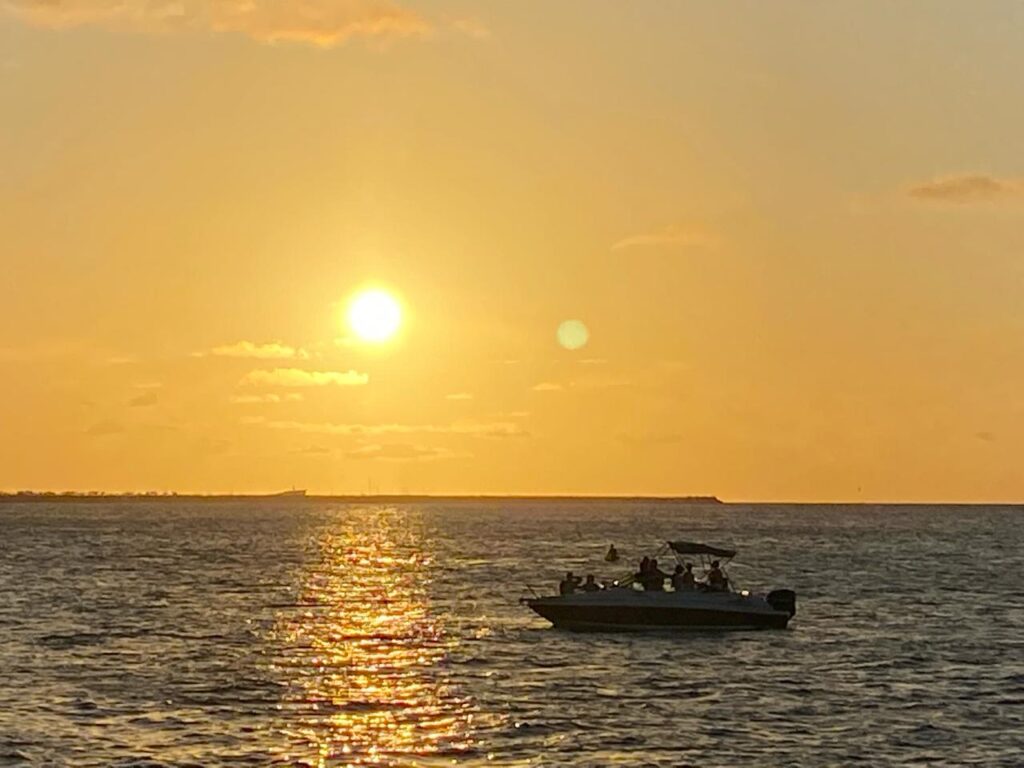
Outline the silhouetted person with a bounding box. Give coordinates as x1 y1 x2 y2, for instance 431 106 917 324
671 563 696 590
682 562 696 590
633 557 650 589
581 573 601 592
671 564 684 589
605 544 619 562
707 560 728 592
643 558 668 591
672 563 696 591
559 571 582 595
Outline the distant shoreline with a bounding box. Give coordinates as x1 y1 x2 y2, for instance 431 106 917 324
0 492 724 505
1 494 1020 506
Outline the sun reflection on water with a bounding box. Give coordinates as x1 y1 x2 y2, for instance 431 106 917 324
267 508 475 766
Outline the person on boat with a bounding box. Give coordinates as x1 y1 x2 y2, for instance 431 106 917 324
672 563 696 591
605 544 619 562
707 561 729 592
671 564 685 589
581 573 601 592
682 563 697 590
643 558 668 591
559 571 582 595
631 557 647 589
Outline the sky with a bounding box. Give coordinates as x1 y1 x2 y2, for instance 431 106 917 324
3 1 1024 500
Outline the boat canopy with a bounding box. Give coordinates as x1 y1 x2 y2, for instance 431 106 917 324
668 540 737 558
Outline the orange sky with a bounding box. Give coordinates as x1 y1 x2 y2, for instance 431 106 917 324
3 2 1024 500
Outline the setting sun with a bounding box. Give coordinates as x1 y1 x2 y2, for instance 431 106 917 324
347 289 402 343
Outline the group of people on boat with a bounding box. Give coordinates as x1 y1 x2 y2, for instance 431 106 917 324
635 556 729 592
556 546 730 595
558 572 602 594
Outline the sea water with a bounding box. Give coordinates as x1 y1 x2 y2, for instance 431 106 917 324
1 501 1021 766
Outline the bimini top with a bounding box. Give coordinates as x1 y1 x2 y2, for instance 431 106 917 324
668 540 737 558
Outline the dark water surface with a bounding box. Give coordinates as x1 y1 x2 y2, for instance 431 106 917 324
1 501 1022 766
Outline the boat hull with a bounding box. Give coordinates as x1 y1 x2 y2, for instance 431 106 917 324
526 590 792 632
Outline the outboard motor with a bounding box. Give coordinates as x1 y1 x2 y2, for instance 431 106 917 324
766 589 797 617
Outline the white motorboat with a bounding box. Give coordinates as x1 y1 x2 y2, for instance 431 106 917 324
524 540 796 631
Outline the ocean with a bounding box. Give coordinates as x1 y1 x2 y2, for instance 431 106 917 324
1 501 1021 766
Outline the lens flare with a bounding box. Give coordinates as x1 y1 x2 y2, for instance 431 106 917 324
556 319 589 350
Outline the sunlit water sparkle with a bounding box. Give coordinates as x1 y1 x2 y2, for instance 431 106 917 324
1 501 1022 766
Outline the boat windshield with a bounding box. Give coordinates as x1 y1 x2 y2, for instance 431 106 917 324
667 541 736 558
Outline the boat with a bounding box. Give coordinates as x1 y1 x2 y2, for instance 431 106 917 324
524 540 796 631
268 488 307 498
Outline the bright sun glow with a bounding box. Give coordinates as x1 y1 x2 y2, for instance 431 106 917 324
347 289 402 343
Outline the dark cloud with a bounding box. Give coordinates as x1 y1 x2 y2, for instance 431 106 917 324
86 419 124 436
908 174 1022 204
128 391 158 408
612 225 718 251
346 443 455 461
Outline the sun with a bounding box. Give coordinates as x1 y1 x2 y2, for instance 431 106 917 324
347 289 402 343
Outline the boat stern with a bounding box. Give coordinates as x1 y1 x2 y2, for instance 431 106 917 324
765 589 797 618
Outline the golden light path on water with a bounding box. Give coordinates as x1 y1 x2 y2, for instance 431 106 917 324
266 509 478 766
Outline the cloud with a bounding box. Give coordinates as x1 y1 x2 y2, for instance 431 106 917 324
578 358 607 365
3 0 433 47
447 421 526 437
291 445 332 455
501 410 530 419
907 174 1024 204
975 431 996 442
241 368 368 387
346 443 457 461
445 392 473 401
128 391 158 408
212 0 432 47
230 392 303 403
576 376 631 391
450 17 488 39
617 430 684 445
612 225 718 251
533 378 629 393
200 436 233 455
202 341 308 360
85 419 124 436
248 417 528 438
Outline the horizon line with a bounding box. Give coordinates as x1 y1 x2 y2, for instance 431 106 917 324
1 491 1021 506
